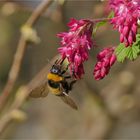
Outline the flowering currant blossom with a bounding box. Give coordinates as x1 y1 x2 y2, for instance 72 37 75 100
58 18 93 79
93 47 116 80
109 0 140 47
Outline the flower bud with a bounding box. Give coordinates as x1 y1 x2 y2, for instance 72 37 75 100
94 47 116 80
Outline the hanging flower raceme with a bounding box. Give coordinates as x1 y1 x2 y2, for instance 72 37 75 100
93 47 116 80
109 0 140 47
57 18 93 79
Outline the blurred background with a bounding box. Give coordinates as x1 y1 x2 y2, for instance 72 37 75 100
0 0 140 139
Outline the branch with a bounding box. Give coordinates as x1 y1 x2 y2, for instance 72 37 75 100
0 0 53 111
92 17 112 23
0 55 59 134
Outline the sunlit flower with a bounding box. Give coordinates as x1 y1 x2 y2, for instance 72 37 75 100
109 0 140 47
93 47 116 80
58 18 93 79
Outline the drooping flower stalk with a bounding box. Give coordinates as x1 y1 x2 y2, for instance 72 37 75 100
57 17 118 80
57 18 94 79
93 47 116 80
109 0 140 47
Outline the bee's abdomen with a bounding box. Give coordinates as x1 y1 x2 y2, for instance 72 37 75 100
48 80 61 95
48 80 59 88
47 73 64 95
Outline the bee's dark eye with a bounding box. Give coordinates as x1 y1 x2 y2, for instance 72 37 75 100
50 64 62 74
52 69 58 73
50 66 59 74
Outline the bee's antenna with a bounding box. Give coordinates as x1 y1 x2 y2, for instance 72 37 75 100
47 58 53 66
54 59 59 64
60 58 66 65
54 58 65 65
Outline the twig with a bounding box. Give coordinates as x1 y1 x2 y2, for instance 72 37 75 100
0 55 59 134
26 0 53 26
92 17 112 23
0 0 53 111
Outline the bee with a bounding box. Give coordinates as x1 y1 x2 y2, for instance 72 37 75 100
29 58 78 110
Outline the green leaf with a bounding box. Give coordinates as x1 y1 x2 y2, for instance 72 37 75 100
108 11 114 18
93 21 107 35
115 34 140 62
92 11 114 36
115 43 127 62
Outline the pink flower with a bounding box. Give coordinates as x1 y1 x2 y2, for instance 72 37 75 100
58 18 93 79
93 47 116 80
109 0 140 47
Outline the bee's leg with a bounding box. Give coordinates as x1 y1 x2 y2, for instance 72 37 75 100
61 64 69 74
61 70 67 74
60 78 76 94
62 91 69 96
64 75 71 79
68 80 77 90
60 83 69 96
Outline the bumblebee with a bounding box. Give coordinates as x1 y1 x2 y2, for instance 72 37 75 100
29 58 78 110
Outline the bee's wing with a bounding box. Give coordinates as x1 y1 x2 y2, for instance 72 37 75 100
60 94 78 110
28 55 61 98
29 82 49 98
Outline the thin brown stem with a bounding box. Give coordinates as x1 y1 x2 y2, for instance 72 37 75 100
91 17 112 23
26 0 53 26
0 55 59 134
0 0 53 111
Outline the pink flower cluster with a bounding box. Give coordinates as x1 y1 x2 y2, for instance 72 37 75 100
58 18 93 79
109 0 140 47
93 47 116 80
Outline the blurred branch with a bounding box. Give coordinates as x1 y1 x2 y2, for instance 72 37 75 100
0 55 59 134
26 0 53 26
0 0 53 110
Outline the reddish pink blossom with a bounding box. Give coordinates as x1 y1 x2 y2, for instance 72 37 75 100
109 0 140 47
58 18 93 79
93 47 116 80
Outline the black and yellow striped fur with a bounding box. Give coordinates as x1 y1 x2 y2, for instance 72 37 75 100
29 58 78 110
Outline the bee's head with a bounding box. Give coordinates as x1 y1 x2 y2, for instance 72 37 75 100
50 58 65 74
50 64 61 74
